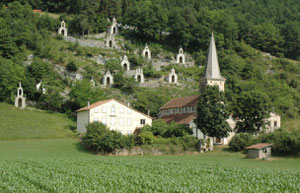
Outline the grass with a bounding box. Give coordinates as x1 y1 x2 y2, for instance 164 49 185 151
0 139 299 192
0 103 75 140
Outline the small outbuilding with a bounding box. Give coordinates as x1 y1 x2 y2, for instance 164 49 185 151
245 143 272 159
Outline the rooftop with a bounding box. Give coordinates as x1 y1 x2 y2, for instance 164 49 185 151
160 95 199 110
160 113 196 125
245 143 272 150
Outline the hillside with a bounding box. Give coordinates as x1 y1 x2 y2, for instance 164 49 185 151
0 103 75 140
0 1 300 122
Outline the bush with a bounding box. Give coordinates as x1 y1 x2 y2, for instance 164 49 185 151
229 133 257 151
258 129 300 156
161 122 193 138
82 122 132 153
66 61 78 72
136 131 156 145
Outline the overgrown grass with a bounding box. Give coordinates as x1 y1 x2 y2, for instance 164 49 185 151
0 103 75 140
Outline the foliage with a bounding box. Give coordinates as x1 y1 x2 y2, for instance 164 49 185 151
161 122 193 138
233 91 271 133
136 131 155 145
196 86 231 138
82 122 133 153
228 133 257 152
66 61 78 72
258 129 300 156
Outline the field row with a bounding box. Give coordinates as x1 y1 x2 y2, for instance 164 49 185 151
0 158 299 192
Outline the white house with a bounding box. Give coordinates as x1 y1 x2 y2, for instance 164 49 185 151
76 98 152 134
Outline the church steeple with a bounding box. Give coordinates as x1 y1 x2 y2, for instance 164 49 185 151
200 33 226 92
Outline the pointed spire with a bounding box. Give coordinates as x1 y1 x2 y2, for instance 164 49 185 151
204 33 225 80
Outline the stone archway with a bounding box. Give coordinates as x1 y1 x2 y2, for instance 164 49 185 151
124 63 127 70
18 98 22 108
107 77 111 85
172 75 175 83
113 27 116 34
61 29 65 36
137 75 141 83
179 56 183 64
145 51 148 58
109 40 113 48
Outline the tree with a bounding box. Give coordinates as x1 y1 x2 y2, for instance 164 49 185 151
233 91 271 133
196 86 231 139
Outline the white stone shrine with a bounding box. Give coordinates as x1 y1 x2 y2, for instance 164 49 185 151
168 68 178 84
135 68 144 83
121 55 130 71
58 20 68 37
107 17 118 35
142 45 151 59
105 34 117 48
176 48 185 64
15 82 26 109
102 71 114 86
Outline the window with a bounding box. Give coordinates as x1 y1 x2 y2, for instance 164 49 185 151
93 117 98 122
140 119 146 125
274 121 277 127
173 109 176 114
94 109 99 113
127 109 132 114
111 106 116 114
119 107 124 114
120 118 124 126
102 106 107 113
127 118 132 126
111 118 116 126
101 118 107 125
263 148 268 153
127 130 132 135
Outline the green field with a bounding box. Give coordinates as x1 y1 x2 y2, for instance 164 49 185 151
0 139 299 192
0 103 75 140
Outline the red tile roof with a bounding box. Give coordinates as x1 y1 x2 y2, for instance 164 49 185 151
76 99 113 112
76 98 153 119
160 95 199 110
245 143 272 150
160 113 196 125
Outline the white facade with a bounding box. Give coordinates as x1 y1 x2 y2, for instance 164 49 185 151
105 34 117 48
58 20 68 37
168 68 178 84
77 99 152 133
102 71 114 86
121 55 130 71
15 82 26 109
176 48 185 64
107 17 118 35
135 68 144 83
266 112 281 132
142 45 151 59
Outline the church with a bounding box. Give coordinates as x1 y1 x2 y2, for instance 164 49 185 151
159 34 280 145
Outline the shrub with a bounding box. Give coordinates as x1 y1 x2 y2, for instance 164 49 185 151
228 133 257 151
66 61 78 72
82 122 129 153
258 129 300 156
136 131 156 145
161 122 193 138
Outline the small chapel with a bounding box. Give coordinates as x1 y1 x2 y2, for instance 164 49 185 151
159 34 280 145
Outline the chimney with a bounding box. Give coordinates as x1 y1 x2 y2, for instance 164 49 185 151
88 101 90 108
147 110 150 116
127 102 130 107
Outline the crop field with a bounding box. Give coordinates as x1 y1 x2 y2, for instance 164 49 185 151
0 139 300 192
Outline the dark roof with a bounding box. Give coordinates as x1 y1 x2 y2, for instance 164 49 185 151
160 96 199 110
245 143 272 150
160 113 196 125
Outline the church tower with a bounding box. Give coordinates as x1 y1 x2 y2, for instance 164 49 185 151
200 33 226 92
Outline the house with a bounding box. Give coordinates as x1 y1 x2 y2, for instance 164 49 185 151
159 34 280 145
76 98 152 134
245 143 272 159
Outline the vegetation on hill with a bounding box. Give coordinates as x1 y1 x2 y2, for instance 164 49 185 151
0 103 75 140
0 1 300 121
